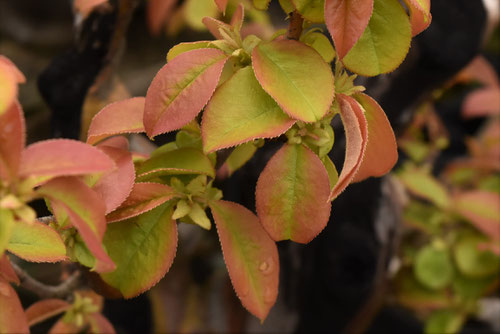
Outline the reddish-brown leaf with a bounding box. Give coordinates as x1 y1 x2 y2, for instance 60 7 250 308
38 177 115 273
352 93 397 182
0 278 29 334
106 182 176 223
210 200 279 322
0 100 25 182
324 0 374 59
328 94 368 201
87 97 146 145
0 255 19 285
214 0 228 14
20 139 115 182
403 0 431 36
25 299 71 327
256 144 331 243
144 49 228 137
49 319 81 334
458 56 500 88
230 3 245 30
88 313 116 334
462 87 500 119
202 17 232 39
147 0 177 35
94 145 135 214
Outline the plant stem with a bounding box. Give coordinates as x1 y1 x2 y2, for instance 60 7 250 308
12 262 82 300
287 11 304 40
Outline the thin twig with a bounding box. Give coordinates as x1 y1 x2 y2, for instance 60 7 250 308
287 11 304 40
12 262 82 299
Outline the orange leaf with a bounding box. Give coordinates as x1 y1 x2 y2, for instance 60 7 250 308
453 191 500 240
0 100 25 182
0 278 29 334
462 87 500 119
402 0 432 36
0 255 19 285
210 200 279 321
352 93 397 182
147 0 177 35
74 0 108 19
25 299 71 327
328 94 368 201
87 313 116 333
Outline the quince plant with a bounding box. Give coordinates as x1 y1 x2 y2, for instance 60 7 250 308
0 0 431 330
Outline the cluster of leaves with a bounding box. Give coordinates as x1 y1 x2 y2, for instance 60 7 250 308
393 56 500 334
1 0 432 329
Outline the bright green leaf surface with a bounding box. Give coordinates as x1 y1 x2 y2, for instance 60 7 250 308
291 0 325 23
301 31 335 63
414 245 454 290
256 144 331 243
7 221 66 263
166 42 214 62
0 208 14 257
202 66 295 152
252 40 334 122
184 0 218 30
101 202 177 298
342 0 412 76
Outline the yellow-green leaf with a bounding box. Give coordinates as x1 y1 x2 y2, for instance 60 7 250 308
291 0 325 23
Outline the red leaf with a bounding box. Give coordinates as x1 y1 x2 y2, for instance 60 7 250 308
0 255 19 285
210 200 279 321
144 49 228 137
25 299 71 327
214 0 228 14
403 0 432 36
87 97 146 145
20 139 115 182
462 87 500 119
352 93 397 182
453 191 500 241
0 278 29 334
256 144 331 243
147 0 177 35
324 0 374 59
94 145 135 214
328 94 368 201
38 177 115 273
106 182 176 223
0 100 25 182
88 313 116 334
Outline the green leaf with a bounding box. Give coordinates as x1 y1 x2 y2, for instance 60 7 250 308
188 202 211 230
167 42 215 62
342 0 412 76
101 202 177 298
454 236 500 278
321 155 338 190
414 245 454 290
301 31 335 63
291 0 325 23
172 199 191 220
209 200 279 321
0 208 14 257
218 142 258 178
252 40 334 122
256 144 331 243
202 66 295 152
184 0 219 31
7 221 66 263
278 0 295 13
253 0 271 10
137 147 215 181
425 310 464 334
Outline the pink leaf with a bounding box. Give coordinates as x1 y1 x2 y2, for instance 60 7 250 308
74 0 108 19
458 56 500 88
144 49 228 137
0 100 25 182
352 93 398 182
37 177 115 273
0 278 29 334
25 299 71 327
20 139 115 182
462 87 500 119
402 0 432 36
0 255 19 285
202 17 232 39
453 191 500 241
324 0 374 59
49 319 81 334
210 200 279 322
0 55 26 84
88 313 116 334
230 3 245 30
328 94 368 201
147 0 177 35
256 144 331 243
214 0 228 14
106 182 176 223
87 97 146 145
94 144 135 214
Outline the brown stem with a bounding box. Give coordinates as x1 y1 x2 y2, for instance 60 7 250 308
12 262 82 299
287 11 304 40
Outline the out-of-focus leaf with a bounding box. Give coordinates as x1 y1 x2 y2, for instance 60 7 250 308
0 101 25 182
414 245 454 290
214 0 228 13
74 0 108 19
101 202 177 298
462 87 500 118
0 56 23 115
252 40 334 122
395 270 450 311
7 221 66 263
147 0 177 35
324 0 373 59
87 313 116 334
454 236 500 278
144 49 228 137
0 278 29 334
253 0 271 10
342 0 411 76
86 97 145 145
0 254 19 284
210 200 279 321
424 310 464 334
202 67 295 152
256 144 331 243
106 182 176 223
453 191 500 240
185 0 219 31
25 299 71 327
